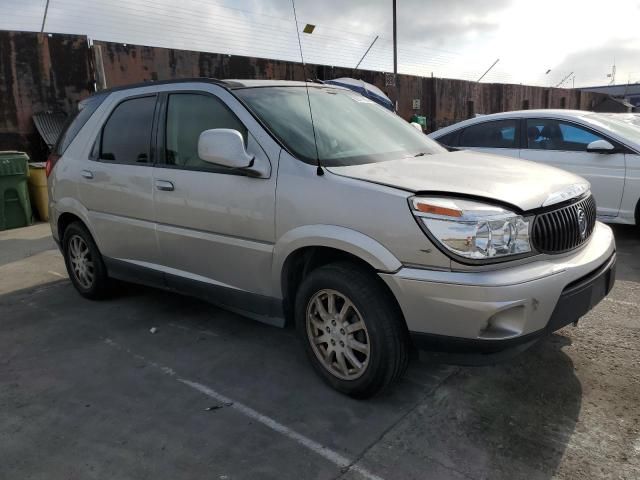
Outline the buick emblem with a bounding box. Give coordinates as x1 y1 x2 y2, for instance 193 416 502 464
576 207 588 239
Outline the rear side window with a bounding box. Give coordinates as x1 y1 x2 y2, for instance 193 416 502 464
54 92 107 156
459 120 518 149
100 96 156 164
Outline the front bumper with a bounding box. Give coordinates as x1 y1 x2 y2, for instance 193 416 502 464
380 221 616 355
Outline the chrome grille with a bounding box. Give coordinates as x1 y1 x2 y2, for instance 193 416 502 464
532 195 597 254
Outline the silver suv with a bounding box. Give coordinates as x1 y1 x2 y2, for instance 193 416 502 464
48 79 616 397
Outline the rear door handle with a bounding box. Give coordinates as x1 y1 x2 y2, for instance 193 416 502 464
80 169 94 179
155 180 174 191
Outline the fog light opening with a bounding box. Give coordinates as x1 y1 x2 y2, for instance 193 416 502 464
479 305 526 340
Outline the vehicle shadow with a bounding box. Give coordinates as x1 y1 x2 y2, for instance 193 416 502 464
0 236 57 267
396 334 582 480
104 282 585 479
609 224 640 281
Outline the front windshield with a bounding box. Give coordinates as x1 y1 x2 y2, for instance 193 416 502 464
235 86 446 166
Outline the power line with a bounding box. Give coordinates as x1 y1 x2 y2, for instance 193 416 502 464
49 0 383 63
2 0 524 84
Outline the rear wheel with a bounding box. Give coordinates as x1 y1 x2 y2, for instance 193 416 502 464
295 262 409 398
62 222 110 299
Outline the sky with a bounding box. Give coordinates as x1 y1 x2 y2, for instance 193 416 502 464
1 0 639 87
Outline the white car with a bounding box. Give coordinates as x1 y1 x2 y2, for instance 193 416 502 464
429 110 640 225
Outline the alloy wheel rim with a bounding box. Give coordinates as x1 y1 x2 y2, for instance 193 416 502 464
68 235 95 289
306 289 371 380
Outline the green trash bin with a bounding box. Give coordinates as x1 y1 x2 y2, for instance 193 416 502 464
0 151 33 231
410 114 427 130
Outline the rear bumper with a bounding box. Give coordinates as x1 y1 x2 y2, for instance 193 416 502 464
380 221 616 358
49 201 61 248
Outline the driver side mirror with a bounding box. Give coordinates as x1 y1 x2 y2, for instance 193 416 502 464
198 129 255 169
586 139 615 153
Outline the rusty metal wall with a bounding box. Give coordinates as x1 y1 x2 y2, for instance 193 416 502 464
93 41 428 121
94 41 304 88
0 31 93 161
0 31 611 160
93 40 609 131
426 78 605 130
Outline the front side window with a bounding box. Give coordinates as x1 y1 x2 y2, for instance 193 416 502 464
526 119 606 151
100 96 156 163
235 86 445 166
458 120 518 149
165 93 247 170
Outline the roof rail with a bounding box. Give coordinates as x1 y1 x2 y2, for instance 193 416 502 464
89 77 242 96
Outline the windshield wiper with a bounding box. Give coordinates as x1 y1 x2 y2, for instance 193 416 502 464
414 152 427 157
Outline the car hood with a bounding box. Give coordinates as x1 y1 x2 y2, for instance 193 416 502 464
326 150 589 212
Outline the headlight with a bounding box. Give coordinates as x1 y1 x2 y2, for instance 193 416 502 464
409 196 532 261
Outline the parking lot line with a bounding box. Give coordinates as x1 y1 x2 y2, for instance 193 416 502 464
104 337 384 480
167 322 219 337
181 379 384 480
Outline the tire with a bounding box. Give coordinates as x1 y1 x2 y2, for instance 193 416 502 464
295 261 409 398
62 221 111 299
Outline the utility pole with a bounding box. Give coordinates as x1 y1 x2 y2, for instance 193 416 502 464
41 0 51 32
609 59 616 85
392 0 397 77
391 0 398 111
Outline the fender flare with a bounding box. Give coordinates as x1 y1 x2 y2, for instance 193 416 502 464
52 198 98 245
272 224 402 297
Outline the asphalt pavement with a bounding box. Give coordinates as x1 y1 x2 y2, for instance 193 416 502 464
1 223 638 480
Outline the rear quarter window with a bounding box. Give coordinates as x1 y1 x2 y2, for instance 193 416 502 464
54 92 108 156
99 95 156 164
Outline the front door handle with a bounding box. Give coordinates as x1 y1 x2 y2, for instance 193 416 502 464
80 170 94 179
155 180 174 191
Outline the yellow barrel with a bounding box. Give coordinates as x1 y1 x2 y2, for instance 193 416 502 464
27 162 49 221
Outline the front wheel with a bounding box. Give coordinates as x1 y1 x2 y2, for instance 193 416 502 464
295 262 409 398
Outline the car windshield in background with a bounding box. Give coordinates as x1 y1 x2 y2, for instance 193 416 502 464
588 113 640 142
603 113 640 128
235 86 445 166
